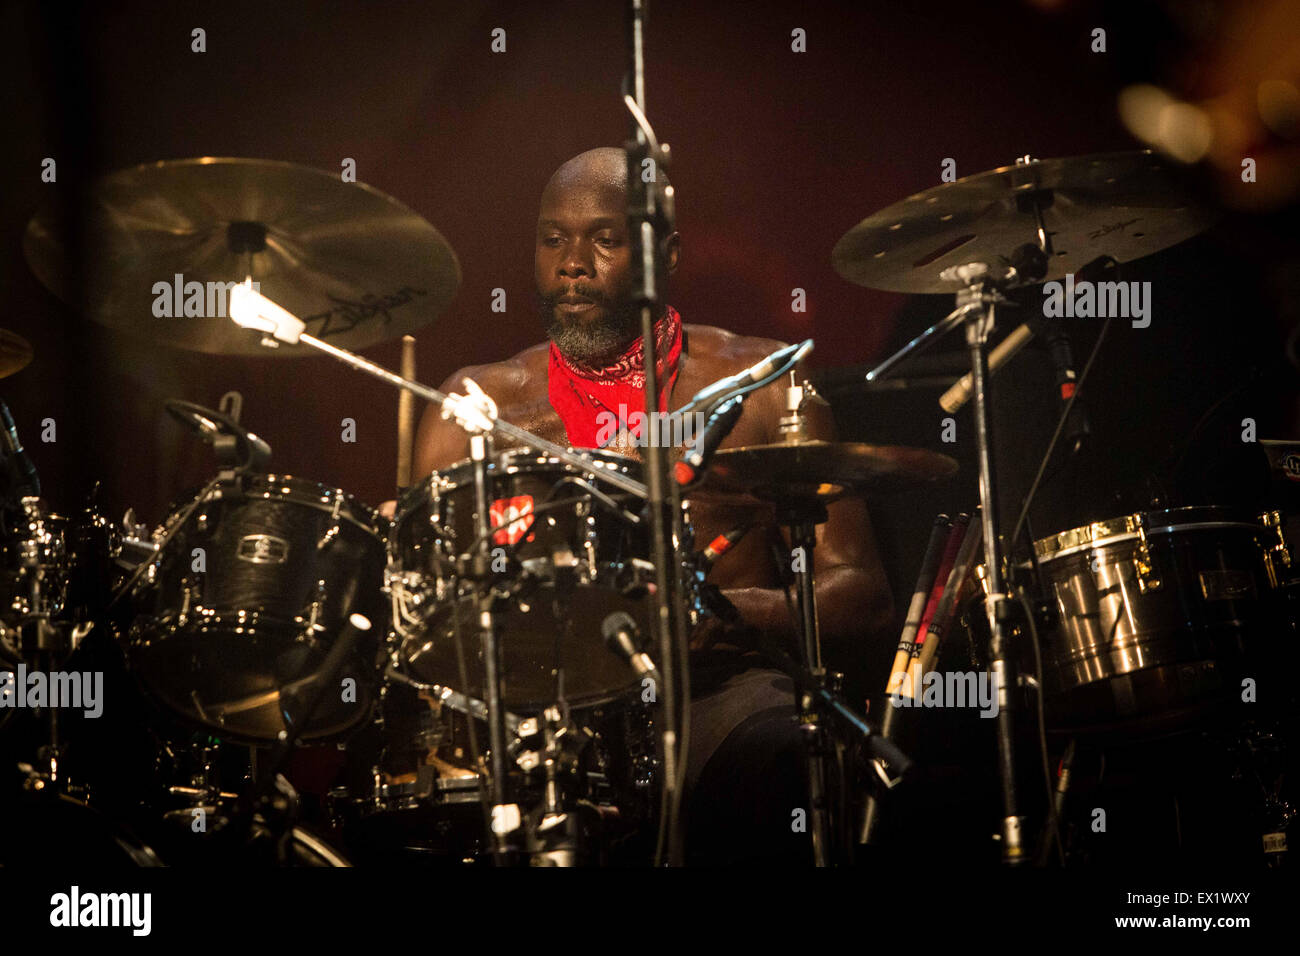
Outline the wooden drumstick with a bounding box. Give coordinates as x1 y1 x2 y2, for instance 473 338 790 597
397 334 416 491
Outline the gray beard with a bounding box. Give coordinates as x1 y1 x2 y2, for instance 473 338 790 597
544 302 644 365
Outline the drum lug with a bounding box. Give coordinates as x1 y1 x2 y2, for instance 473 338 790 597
317 494 345 550
1133 514 1162 593
177 577 201 626
1260 510 1291 589
300 579 328 638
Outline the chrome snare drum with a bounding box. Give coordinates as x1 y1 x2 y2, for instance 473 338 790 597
125 475 386 743
388 449 669 710
1033 505 1271 725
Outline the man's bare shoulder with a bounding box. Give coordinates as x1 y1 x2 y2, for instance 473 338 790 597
438 341 550 403
683 323 789 369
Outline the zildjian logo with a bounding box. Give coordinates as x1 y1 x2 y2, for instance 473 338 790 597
303 286 429 337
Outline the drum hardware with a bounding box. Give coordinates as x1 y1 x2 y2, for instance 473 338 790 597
1260 510 1292 588
512 704 599 866
834 148 1217 864
165 398 272 476
622 0 688 867
1131 512 1162 593
383 666 523 737
690 384 937 864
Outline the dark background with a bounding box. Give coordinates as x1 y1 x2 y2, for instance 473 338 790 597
2 0 1297 672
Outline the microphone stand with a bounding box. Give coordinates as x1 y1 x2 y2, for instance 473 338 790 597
624 0 689 866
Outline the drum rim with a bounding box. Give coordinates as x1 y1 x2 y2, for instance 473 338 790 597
389 447 642 532
167 473 382 537
1034 505 1265 562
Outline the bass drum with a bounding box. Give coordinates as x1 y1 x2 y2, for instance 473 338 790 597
1032 505 1273 730
124 475 386 744
0 788 162 867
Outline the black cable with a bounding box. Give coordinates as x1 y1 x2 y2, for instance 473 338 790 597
1011 315 1114 554
1016 590 1065 866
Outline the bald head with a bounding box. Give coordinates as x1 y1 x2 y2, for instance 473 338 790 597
543 147 627 198
541 146 672 207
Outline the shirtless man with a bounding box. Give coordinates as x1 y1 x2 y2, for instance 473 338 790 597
412 148 892 863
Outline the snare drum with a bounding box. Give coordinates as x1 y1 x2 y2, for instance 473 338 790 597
389 449 670 710
1033 505 1271 725
125 475 386 743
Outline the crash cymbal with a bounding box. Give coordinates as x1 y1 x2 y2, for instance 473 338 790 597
23 157 461 356
0 330 33 379
691 440 958 505
832 150 1214 294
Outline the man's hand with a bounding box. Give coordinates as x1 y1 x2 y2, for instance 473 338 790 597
688 583 758 653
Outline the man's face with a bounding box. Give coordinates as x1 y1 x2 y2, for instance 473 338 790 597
535 180 640 364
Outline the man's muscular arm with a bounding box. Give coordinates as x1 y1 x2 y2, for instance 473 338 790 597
717 372 894 664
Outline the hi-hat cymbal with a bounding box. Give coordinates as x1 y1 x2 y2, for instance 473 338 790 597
0 330 33 379
832 151 1215 294
690 440 958 506
23 157 461 356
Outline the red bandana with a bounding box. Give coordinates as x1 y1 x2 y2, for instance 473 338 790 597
547 306 684 449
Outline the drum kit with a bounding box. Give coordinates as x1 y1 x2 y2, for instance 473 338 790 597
1 122 1295 865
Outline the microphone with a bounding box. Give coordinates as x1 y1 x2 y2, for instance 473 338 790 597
165 399 272 472
697 522 754 572
1043 326 1089 449
940 324 1035 413
675 339 813 419
0 400 40 500
674 394 745 487
602 611 660 682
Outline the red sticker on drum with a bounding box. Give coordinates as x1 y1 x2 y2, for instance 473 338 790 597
491 495 535 545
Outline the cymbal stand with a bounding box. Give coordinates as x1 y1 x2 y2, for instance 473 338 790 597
780 499 835 865
862 261 1028 864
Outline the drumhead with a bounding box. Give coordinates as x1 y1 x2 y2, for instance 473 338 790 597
393 447 641 531
1034 505 1265 563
